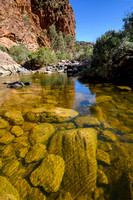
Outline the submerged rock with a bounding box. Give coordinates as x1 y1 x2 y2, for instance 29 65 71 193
0 117 9 129
99 130 117 142
97 169 109 185
96 95 113 104
11 126 23 137
2 159 19 177
26 106 79 123
7 81 24 89
25 143 47 163
0 176 20 200
75 115 100 127
0 132 15 144
57 192 73 200
30 154 65 193
4 111 24 125
97 149 111 165
90 106 106 120
116 86 132 91
29 123 55 145
48 128 98 198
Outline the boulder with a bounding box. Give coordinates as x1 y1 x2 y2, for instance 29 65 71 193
97 149 111 165
0 176 20 200
2 159 19 177
0 132 15 144
25 143 47 163
75 115 100 127
4 111 24 125
29 123 55 145
99 130 117 142
48 128 98 198
11 126 23 136
0 117 9 129
30 154 65 193
26 106 79 123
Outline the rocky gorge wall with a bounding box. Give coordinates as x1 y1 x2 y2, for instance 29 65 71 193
0 0 76 50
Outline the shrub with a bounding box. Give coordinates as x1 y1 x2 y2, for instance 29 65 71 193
9 45 29 64
0 45 8 53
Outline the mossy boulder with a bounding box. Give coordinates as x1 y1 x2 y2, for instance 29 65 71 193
11 126 23 137
99 130 116 142
0 176 20 200
97 169 109 185
0 132 15 144
29 123 55 145
97 149 111 165
30 154 65 193
0 117 9 129
4 111 24 125
48 128 98 198
75 115 100 127
26 106 79 123
2 159 19 177
25 143 47 163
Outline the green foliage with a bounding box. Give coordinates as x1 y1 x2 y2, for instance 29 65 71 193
29 47 57 68
64 34 75 49
123 11 133 41
79 44 93 61
0 45 8 53
9 45 30 64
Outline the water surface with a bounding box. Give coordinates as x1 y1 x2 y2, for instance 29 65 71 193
0 73 132 200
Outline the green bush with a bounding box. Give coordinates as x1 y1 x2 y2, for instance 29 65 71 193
9 45 29 64
0 45 8 53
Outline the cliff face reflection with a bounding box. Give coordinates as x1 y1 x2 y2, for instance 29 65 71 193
0 74 132 200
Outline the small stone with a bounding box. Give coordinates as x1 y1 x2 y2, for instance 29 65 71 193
75 115 100 127
2 144 16 160
29 123 55 145
0 132 15 144
100 130 116 142
0 129 7 137
25 143 47 163
2 159 19 177
90 106 106 120
16 147 28 158
116 86 132 91
97 169 109 185
97 149 111 165
4 111 24 125
0 176 20 200
0 117 9 129
11 126 23 136
30 154 65 193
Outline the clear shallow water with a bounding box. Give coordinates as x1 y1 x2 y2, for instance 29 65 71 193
0 73 132 200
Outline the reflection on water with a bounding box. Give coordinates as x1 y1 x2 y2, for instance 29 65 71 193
0 73 133 200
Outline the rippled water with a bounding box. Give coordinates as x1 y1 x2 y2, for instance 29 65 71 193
0 73 132 200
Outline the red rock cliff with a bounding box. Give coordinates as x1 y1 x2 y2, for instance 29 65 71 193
0 0 76 50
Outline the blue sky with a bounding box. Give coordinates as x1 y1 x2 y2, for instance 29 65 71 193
69 0 133 43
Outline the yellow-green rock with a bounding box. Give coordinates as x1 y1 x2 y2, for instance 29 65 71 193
96 95 113 104
97 149 111 165
30 154 65 193
2 159 19 177
4 111 24 125
26 106 79 122
75 115 100 127
48 128 98 198
90 106 106 120
0 176 20 200
0 132 15 144
25 143 47 163
16 147 29 158
2 144 16 160
0 159 2 169
0 117 9 129
11 126 23 137
0 129 7 137
98 140 112 152
116 86 132 91
97 169 109 185
57 192 73 200
100 130 116 142
29 123 55 145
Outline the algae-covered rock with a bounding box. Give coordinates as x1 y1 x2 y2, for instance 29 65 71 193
26 106 79 122
0 132 15 144
16 147 29 158
100 130 116 142
48 128 98 198
2 144 16 160
98 140 112 152
25 143 47 163
116 86 132 91
75 115 100 127
0 129 7 137
97 149 111 165
90 106 106 120
0 117 9 129
97 169 109 185
2 159 19 177
11 126 23 137
57 192 73 200
0 159 2 169
4 111 24 125
96 95 113 104
30 154 65 193
0 176 20 200
29 123 55 145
